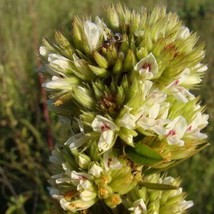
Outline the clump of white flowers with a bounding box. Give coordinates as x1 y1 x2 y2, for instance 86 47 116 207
39 4 208 213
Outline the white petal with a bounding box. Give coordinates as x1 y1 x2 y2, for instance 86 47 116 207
65 199 96 212
56 177 72 184
149 103 160 119
191 112 209 130
48 53 67 62
180 200 194 210
92 115 118 132
134 53 159 79
98 130 116 152
80 190 97 201
65 133 88 149
195 63 208 72
50 59 69 70
129 199 147 213
103 151 122 171
162 176 174 185
84 20 102 51
49 150 63 164
88 163 103 178
174 116 187 138
49 187 61 199
71 171 90 183
177 26 190 40
117 112 136 129
39 46 48 56
60 198 72 211
42 79 72 90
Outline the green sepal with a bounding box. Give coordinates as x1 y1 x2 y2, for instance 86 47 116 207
140 182 178 190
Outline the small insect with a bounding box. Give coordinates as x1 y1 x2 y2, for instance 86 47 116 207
100 32 123 49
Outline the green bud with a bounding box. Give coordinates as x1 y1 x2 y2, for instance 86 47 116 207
73 54 95 80
136 47 148 60
71 149 91 169
98 185 113 199
72 17 83 49
110 165 141 195
149 190 161 202
118 127 137 147
80 111 96 126
116 86 125 107
113 52 124 74
93 51 109 69
104 194 122 208
105 5 120 30
105 46 118 65
95 173 112 186
119 34 129 53
55 31 74 58
92 81 105 99
147 199 160 213
123 49 136 72
73 86 95 110
129 12 141 35
89 65 109 77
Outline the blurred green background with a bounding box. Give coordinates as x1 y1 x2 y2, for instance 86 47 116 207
0 0 213 213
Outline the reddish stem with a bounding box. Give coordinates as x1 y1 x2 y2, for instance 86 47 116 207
29 0 54 150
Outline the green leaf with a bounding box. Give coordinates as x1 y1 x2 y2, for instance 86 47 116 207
126 148 162 165
135 144 163 160
140 182 178 190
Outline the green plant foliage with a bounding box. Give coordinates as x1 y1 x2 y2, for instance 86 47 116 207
0 0 213 213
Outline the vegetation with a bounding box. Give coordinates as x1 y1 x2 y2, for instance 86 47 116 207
0 0 213 213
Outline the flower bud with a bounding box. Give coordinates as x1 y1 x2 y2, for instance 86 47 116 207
93 51 109 69
73 86 95 109
98 185 113 199
104 193 122 208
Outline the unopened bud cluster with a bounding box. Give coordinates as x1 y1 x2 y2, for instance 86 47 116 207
39 4 208 213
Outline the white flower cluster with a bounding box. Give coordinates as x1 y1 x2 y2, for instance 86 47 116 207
39 4 209 213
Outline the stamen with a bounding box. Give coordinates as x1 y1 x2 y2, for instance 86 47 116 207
101 123 111 132
142 63 152 71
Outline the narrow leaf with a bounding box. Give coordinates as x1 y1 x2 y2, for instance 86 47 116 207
135 144 163 160
126 148 162 165
140 182 178 190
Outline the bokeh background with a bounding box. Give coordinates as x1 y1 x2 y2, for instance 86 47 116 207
0 0 213 213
